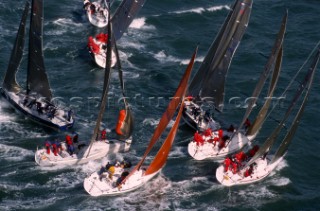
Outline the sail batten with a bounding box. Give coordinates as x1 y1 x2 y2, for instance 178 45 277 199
27 0 52 100
2 1 30 93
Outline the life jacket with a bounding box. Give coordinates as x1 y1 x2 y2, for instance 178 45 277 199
96 33 108 43
101 129 107 140
204 128 212 137
218 129 223 138
224 157 231 172
232 162 238 174
88 36 100 54
66 135 73 146
52 143 58 156
115 110 126 136
45 141 51 154
194 132 204 146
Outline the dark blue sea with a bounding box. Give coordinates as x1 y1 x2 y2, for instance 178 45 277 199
1 0 320 210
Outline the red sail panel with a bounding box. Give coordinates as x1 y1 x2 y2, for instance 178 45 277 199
145 100 184 175
121 47 198 184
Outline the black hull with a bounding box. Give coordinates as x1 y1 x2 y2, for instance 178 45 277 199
0 88 74 131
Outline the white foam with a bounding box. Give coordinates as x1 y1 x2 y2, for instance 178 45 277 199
170 5 229 15
129 17 146 29
0 144 33 161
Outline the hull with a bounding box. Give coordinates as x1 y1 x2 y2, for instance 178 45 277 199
84 167 160 196
188 131 254 160
216 156 283 186
84 1 108 28
89 38 117 68
0 88 74 130
35 138 132 167
182 100 220 132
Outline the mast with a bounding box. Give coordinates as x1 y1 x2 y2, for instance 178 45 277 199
87 2 113 157
2 1 29 93
113 37 134 139
27 0 52 100
111 0 146 41
188 0 252 111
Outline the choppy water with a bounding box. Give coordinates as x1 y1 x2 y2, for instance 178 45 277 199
1 0 320 210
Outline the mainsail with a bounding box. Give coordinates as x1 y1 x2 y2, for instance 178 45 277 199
245 47 320 168
111 0 146 41
188 0 252 112
236 11 287 133
246 46 283 137
2 1 29 94
122 47 198 182
27 0 52 100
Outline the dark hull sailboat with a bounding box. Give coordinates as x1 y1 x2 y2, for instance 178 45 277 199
0 0 74 131
216 43 320 186
182 0 252 132
86 0 146 68
35 2 134 167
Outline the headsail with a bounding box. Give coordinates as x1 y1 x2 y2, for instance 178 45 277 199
245 46 320 168
236 11 287 133
270 48 320 164
188 0 252 112
122 46 198 183
111 0 146 41
27 0 52 100
2 1 29 93
246 46 283 137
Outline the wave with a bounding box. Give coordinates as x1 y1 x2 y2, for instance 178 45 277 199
170 5 230 15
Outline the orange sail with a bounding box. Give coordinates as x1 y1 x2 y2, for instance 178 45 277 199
115 109 126 135
145 99 184 175
122 46 198 183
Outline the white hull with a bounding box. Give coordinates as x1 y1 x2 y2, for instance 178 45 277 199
0 89 74 130
84 167 160 196
188 131 254 160
89 38 117 68
84 1 108 28
35 138 132 167
215 156 283 186
182 100 220 132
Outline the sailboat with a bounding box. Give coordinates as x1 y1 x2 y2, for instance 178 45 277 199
187 11 288 161
216 45 320 186
182 0 252 132
35 6 134 167
83 47 198 196
0 0 74 131
86 0 146 68
83 0 109 28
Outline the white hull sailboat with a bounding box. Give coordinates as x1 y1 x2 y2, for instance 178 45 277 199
182 0 252 131
216 36 320 187
0 0 74 131
83 0 109 28
216 156 282 186
35 139 131 167
83 47 198 196
188 130 252 160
